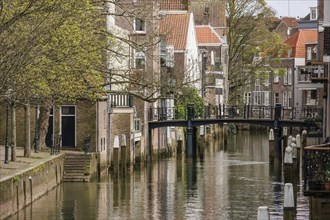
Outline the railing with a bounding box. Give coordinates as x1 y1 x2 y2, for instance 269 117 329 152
50 134 61 155
148 105 323 122
108 93 133 108
303 144 330 196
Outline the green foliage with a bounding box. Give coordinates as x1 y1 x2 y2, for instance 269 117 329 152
226 0 290 104
175 87 204 119
1 0 107 105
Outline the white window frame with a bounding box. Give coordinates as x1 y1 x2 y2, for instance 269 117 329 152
307 47 312 60
134 49 146 69
283 69 288 85
288 68 292 85
264 91 270 106
244 92 251 105
283 92 288 107
311 8 317 20
288 91 292 108
273 70 279 83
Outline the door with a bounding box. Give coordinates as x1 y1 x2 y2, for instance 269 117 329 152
61 106 76 147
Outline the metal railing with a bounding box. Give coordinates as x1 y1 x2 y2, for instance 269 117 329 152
148 105 323 122
50 134 61 155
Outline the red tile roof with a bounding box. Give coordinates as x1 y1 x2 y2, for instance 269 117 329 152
160 13 190 50
160 0 188 11
281 17 299 28
284 29 317 58
195 26 222 44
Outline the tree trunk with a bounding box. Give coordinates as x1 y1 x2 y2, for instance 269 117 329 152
38 106 50 151
24 103 31 157
10 103 16 161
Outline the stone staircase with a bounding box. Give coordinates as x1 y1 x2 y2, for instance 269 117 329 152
63 152 92 182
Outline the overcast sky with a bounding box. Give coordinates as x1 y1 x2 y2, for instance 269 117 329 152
266 0 317 18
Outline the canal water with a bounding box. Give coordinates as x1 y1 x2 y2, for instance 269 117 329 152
9 130 310 220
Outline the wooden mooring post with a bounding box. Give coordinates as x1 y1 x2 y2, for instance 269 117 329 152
120 134 127 176
284 183 295 220
269 129 274 165
186 104 196 158
284 143 293 184
257 206 270 220
113 135 120 180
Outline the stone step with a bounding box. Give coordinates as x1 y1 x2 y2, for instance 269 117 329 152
64 169 88 173
65 154 92 158
64 161 89 166
63 152 92 182
63 173 89 176
64 164 86 168
62 177 90 182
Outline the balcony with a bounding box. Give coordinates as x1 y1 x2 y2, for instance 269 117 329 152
298 65 327 84
108 93 133 108
303 144 330 196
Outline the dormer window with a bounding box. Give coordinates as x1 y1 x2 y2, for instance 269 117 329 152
134 18 146 33
310 7 317 20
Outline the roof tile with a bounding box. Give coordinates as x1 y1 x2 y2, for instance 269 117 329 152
195 26 222 44
160 0 188 11
284 29 317 58
160 13 190 50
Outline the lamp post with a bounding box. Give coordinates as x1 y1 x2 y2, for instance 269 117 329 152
4 104 9 164
34 104 39 153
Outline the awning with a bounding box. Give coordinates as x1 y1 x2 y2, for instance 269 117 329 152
160 54 174 62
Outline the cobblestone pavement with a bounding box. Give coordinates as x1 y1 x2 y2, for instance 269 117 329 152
0 145 61 182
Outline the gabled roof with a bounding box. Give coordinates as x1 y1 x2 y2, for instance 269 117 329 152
270 17 298 31
160 13 190 50
281 17 299 28
284 29 317 58
195 25 223 45
160 0 188 11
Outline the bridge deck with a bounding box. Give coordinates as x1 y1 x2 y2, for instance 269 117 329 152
148 105 322 130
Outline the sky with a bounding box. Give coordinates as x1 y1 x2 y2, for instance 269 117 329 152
266 0 317 18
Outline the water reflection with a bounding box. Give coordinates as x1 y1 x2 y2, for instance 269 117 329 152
8 130 309 220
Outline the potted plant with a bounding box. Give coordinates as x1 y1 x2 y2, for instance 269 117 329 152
324 170 330 191
308 172 325 191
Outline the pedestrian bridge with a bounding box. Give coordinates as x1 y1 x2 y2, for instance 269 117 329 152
148 104 323 130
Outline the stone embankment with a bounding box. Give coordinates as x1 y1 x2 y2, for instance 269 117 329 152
0 146 64 219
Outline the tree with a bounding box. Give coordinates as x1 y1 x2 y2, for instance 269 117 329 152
175 87 205 119
226 0 289 104
1 0 106 152
1 0 201 155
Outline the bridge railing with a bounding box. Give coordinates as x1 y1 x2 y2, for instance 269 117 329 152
148 105 323 122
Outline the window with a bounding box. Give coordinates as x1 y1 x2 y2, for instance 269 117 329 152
288 91 292 107
288 68 292 85
134 49 145 69
310 8 317 20
61 106 75 115
307 47 312 60
311 90 317 100
253 91 262 105
283 69 288 85
283 92 288 107
273 70 279 83
134 118 141 132
244 92 251 105
134 18 146 32
264 91 270 106
274 93 279 105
